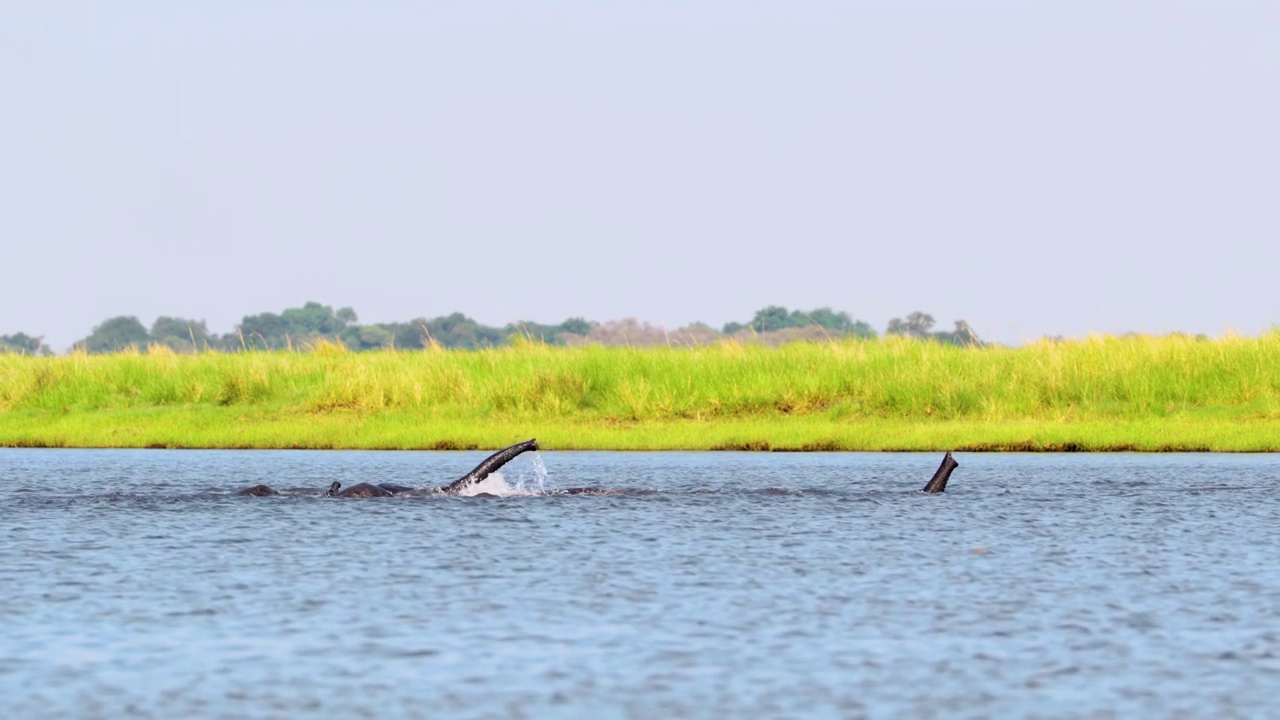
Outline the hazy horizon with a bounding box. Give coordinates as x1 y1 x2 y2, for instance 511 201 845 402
6 298 1264 354
4 2 1277 351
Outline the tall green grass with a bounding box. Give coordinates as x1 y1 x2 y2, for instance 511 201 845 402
2 334 1279 450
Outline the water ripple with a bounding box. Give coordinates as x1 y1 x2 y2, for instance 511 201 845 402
1 449 1278 717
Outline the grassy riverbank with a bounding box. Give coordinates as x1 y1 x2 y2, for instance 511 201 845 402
2 334 1279 451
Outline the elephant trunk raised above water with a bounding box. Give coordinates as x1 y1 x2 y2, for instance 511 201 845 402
921 452 958 493
324 438 540 498
236 438 540 498
238 441 962 498
439 438 540 493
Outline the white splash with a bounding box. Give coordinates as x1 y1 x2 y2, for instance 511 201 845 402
454 472 516 496
528 453 549 494
453 452 551 497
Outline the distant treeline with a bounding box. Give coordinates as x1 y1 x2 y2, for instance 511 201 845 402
1 303 982 355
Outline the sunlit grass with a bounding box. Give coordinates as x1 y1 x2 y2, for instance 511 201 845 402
2 333 1279 450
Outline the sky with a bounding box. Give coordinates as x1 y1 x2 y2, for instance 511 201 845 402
3 2 1278 350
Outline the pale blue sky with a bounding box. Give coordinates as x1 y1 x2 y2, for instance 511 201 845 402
3 2 1277 349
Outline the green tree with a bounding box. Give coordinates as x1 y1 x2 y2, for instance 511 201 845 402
280 301 352 335
419 312 506 349
750 305 793 332
506 317 598 345
560 317 594 337
933 320 982 347
724 306 876 338
849 320 877 339
150 317 211 351
237 311 288 347
77 316 150 353
347 324 394 350
887 311 935 338
339 319 450 350
808 307 852 332
787 309 813 328
238 301 357 348
887 313 983 345
0 332 50 355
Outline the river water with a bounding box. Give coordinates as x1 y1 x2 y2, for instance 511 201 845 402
1 449 1278 718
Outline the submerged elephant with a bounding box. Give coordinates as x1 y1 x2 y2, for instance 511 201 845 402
922 451 959 493
238 441 961 498
236 438 539 497
551 451 960 496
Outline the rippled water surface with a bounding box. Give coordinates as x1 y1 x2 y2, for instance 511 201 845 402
2 449 1279 718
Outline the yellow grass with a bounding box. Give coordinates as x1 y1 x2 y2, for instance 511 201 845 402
2 333 1278 450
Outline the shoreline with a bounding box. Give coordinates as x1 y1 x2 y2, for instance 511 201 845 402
1 414 1274 452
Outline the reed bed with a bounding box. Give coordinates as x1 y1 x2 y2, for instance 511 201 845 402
2 333 1278 450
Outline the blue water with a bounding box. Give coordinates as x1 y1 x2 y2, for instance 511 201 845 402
2 449 1278 718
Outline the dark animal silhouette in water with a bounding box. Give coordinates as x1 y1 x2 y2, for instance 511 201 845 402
555 452 961 496
324 481 393 498
922 452 959 493
240 441 961 498
238 439 540 498
235 484 279 497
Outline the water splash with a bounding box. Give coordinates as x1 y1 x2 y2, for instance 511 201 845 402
455 472 516 496
530 453 549 495
495 452 549 496
455 451 550 497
